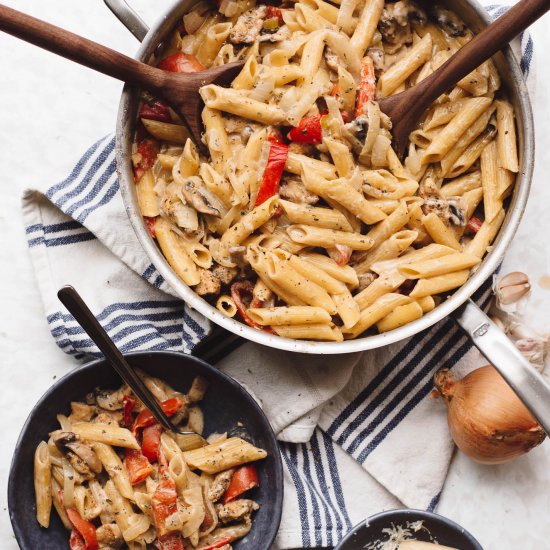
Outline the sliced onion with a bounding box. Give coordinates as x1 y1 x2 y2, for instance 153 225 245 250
256 139 271 182
249 73 275 102
219 0 239 17
184 11 206 34
62 459 75 508
180 34 197 54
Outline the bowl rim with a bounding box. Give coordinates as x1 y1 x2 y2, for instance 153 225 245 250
8 350 284 550
333 508 484 549
116 0 534 354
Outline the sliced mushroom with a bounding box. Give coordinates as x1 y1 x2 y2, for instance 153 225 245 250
52 432 102 474
378 0 427 45
95 386 129 411
429 5 467 37
228 246 248 268
422 197 466 227
180 177 222 217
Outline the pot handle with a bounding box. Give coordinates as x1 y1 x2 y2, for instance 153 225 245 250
191 325 247 365
453 299 550 436
104 0 148 42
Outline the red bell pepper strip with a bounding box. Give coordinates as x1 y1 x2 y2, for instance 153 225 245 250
156 532 186 550
222 464 260 504
230 281 266 331
287 114 323 144
66 509 98 550
158 52 205 73
466 215 483 233
133 138 158 182
255 136 289 206
133 397 184 434
266 6 285 25
141 423 163 462
202 537 233 550
355 56 376 118
143 216 158 239
139 100 172 123
122 395 136 428
125 448 155 484
152 450 181 537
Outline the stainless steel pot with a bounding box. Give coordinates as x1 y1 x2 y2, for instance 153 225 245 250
108 0 550 433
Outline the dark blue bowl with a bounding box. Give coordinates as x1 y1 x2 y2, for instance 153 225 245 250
334 509 483 549
8 351 283 549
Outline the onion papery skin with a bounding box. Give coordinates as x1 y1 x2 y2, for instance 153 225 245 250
435 366 546 464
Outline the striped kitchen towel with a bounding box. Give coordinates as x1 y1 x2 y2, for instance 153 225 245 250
21 2 535 547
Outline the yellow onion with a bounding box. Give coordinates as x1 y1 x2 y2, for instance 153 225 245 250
434 365 546 464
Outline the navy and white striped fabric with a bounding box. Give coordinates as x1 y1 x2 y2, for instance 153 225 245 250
22 3 534 547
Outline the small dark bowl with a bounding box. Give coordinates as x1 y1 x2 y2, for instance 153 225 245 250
334 509 483 549
8 351 283 549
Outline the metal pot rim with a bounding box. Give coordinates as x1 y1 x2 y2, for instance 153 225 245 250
116 0 534 354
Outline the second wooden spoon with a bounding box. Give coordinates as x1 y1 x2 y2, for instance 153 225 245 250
0 3 243 145
380 0 550 155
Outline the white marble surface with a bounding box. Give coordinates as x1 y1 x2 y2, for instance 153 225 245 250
0 1 549 549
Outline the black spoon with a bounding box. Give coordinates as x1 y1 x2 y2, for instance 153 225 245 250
58 285 204 437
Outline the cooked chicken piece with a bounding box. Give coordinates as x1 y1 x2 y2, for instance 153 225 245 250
181 178 222 217
429 5 467 37
218 546 232 550
216 499 259 524
422 197 466 227
52 432 102 474
96 523 123 548
69 402 96 423
195 269 222 296
212 264 238 285
279 177 319 205
208 469 235 502
229 6 267 44
378 0 427 46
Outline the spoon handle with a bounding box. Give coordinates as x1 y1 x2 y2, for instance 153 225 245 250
414 0 549 105
57 286 179 433
0 3 166 92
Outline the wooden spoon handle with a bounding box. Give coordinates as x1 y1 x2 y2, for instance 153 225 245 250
415 0 549 104
0 3 166 92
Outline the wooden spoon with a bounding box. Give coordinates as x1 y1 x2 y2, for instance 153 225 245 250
379 0 550 156
0 3 243 145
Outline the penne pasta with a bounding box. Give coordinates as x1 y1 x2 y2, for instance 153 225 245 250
248 306 332 325
129 0 518 341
